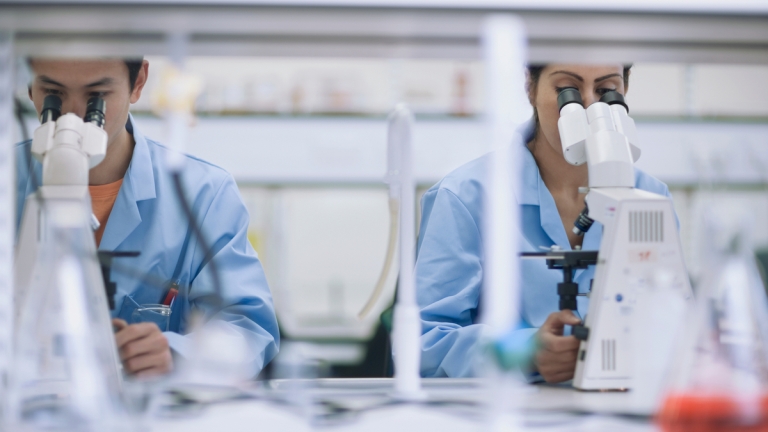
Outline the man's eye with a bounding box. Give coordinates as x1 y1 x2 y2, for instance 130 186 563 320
43 88 63 96
89 91 108 98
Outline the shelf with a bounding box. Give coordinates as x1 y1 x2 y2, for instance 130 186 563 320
1 2 767 64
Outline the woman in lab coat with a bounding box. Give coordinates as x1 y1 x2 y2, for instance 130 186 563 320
415 64 672 383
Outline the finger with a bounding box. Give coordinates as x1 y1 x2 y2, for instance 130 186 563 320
535 350 578 371
124 350 173 375
120 331 169 361
539 354 579 373
115 323 160 349
112 319 128 332
543 370 575 384
539 333 580 353
546 335 581 353
555 310 583 325
540 310 581 334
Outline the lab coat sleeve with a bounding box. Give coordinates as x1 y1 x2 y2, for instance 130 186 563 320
171 174 279 376
416 187 488 377
14 141 39 232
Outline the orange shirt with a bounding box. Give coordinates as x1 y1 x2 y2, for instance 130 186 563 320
89 178 123 247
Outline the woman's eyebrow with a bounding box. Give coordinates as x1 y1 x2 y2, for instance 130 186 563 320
594 73 622 83
549 70 583 82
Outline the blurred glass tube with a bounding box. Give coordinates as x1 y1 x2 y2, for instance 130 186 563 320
0 30 14 425
479 15 528 432
11 207 128 431
480 15 527 341
388 104 424 401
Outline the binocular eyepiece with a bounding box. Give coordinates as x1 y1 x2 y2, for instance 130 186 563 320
557 87 583 111
40 95 62 124
39 94 107 128
556 87 629 113
85 97 106 128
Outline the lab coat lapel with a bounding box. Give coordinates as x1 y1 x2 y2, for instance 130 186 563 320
99 116 157 251
537 174 571 250
515 118 570 250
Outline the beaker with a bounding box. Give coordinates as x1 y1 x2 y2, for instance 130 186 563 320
657 224 768 431
11 204 131 431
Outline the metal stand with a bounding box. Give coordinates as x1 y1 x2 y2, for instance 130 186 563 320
97 251 140 311
521 249 597 341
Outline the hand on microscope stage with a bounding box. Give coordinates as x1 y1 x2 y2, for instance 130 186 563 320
533 310 582 383
112 318 173 378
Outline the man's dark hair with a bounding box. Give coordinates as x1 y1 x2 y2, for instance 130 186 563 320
124 58 144 92
27 57 145 91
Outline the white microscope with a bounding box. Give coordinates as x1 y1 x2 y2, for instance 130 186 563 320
527 88 693 391
14 95 112 312
12 95 124 416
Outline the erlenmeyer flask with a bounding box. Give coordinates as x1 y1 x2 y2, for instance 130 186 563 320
11 204 129 431
658 223 768 431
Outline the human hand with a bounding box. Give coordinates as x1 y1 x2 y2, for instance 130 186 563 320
533 310 582 383
112 318 173 378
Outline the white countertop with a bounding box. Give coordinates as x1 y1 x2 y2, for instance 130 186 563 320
149 378 661 432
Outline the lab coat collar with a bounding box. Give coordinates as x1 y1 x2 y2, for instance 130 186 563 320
124 114 157 202
518 117 582 251
99 114 157 251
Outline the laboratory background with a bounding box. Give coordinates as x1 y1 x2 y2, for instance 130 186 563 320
2 1 768 431
64 56 768 378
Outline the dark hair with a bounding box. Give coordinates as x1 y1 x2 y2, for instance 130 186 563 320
527 64 632 140
527 64 632 92
27 57 144 91
124 58 144 91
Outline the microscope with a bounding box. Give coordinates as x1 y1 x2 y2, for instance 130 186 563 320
526 88 692 391
15 95 109 309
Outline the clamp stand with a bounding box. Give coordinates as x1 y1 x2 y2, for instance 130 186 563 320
97 251 140 311
521 249 598 341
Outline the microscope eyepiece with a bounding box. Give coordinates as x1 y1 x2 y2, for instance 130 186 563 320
557 87 583 111
599 90 628 112
84 97 106 128
40 95 62 124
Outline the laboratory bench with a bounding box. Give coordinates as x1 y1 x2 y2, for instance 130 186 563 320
150 378 660 432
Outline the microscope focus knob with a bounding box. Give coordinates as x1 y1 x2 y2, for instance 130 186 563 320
573 325 590 341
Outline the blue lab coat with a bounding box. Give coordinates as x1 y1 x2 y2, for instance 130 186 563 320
15 115 279 376
415 119 672 378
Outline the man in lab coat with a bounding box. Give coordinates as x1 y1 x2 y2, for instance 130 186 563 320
15 58 280 377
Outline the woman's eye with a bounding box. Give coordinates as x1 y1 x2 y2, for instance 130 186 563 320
597 88 617 96
555 86 578 93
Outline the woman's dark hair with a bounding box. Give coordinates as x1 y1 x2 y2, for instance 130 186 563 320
527 64 632 92
527 64 632 140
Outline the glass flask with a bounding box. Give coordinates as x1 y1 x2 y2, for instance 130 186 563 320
11 202 130 431
658 223 768 431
